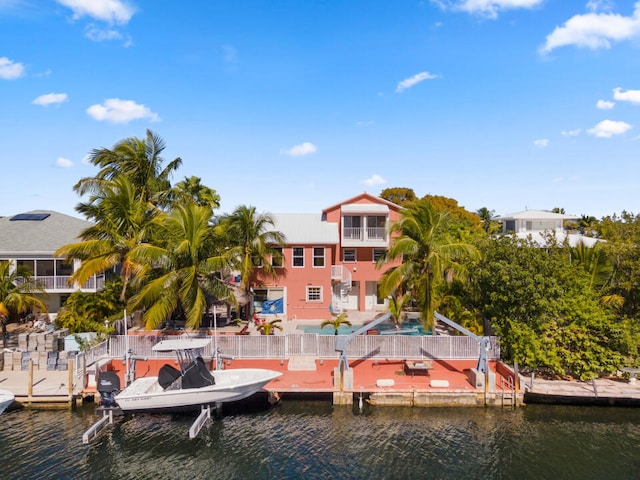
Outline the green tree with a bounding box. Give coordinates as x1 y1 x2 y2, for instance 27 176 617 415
320 313 352 335
476 207 501 234
128 204 234 330
170 175 221 209
56 278 124 333
0 262 48 347
217 205 285 319
387 292 410 329
377 199 480 329
74 129 181 207
55 175 154 302
379 187 417 206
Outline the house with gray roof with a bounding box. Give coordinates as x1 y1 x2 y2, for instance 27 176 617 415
0 210 105 316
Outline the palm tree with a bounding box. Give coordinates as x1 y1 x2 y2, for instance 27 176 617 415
578 214 598 235
55 175 154 302
217 205 285 319
476 207 500 234
0 262 48 347
257 318 283 335
74 129 182 208
170 176 221 209
128 204 234 330
377 200 480 329
320 313 352 335
387 292 410 329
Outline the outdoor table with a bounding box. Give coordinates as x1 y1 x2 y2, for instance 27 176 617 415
404 360 433 377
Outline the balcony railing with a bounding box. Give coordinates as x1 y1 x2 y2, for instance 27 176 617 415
14 275 106 291
342 226 387 244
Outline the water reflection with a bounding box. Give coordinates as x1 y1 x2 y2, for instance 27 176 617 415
0 402 638 480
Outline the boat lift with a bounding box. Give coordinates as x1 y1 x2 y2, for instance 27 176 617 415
434 312 491 374
335 313 392 373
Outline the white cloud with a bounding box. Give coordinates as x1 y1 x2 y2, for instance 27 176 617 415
596 99 615 109
587 119 632 137
86 26 122 42
280 142 318 157
0 56 25 79
533 138 549 148
396 72 439 93
432 0 543 19
56 157 73 168
86 98 160 123
540 4 640 53
586 0 615 13
561 128 581 136
56 0 135 24
613 87 640 104
362 174 387 187
32 92 68 106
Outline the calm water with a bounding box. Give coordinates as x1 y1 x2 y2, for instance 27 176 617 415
1 400 639 480
298 319 428 335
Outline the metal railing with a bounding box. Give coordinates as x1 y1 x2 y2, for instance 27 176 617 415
106 334 500 361
14 275 106 291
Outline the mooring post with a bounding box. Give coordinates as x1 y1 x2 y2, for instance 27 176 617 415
28 359 34 400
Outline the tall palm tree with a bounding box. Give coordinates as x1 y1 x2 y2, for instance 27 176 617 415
377 200 480 329
217 205 285 318
74 130 182 208
476 207 500 234
320 313 352 335
128 204 234 330
56 175 154 302
0 262 48 347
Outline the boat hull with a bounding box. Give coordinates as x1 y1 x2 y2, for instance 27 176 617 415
0 389 15 415
115 368 282 413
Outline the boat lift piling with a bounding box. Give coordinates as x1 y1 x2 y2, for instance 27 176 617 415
82 409 114 444
189 405 212 439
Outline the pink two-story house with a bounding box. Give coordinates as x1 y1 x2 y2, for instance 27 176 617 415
252 193 403 321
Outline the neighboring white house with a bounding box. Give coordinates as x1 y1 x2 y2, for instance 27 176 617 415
0 210 105 316
495 209 600 247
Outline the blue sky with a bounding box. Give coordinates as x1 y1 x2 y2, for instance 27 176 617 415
1 0 639 220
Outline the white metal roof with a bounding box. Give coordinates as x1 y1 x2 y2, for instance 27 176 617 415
496 209 579 221
271 213 339 244
152 338 212 351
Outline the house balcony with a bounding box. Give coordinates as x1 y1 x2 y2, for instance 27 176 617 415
331 265 352 286
15 275 106 292
341 227 389 247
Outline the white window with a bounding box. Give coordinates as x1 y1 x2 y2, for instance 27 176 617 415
271 247 283 267
373 249 385 262
306 286 322 302
292 247 304 267
313 247 325 267
343 249 356 262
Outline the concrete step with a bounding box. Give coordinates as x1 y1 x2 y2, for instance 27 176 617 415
287 355 317 371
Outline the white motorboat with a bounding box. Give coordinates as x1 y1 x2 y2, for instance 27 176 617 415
107 338 282 413
0 389 15 415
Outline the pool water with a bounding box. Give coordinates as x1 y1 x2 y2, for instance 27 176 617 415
298 319 431 336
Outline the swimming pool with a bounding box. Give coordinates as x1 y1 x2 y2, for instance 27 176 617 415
297 319 431 336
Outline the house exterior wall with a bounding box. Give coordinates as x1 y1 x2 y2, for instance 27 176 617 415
254 193 402 321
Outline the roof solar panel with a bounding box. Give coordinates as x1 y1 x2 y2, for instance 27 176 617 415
10 213 51 221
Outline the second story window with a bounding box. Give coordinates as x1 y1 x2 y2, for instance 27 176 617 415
343 215 362 240
271 247 283 267
313 247 325 267
343 249 356 262
292 247 304 267
373 248 385 262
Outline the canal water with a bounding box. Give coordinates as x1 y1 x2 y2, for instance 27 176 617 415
1 400 639 480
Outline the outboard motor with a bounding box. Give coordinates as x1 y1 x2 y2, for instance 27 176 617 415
97 371 121 409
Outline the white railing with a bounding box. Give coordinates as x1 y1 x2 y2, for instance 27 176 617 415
14 275 105 291
343 227 362 240
366 227 386 241
107 334 500 361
